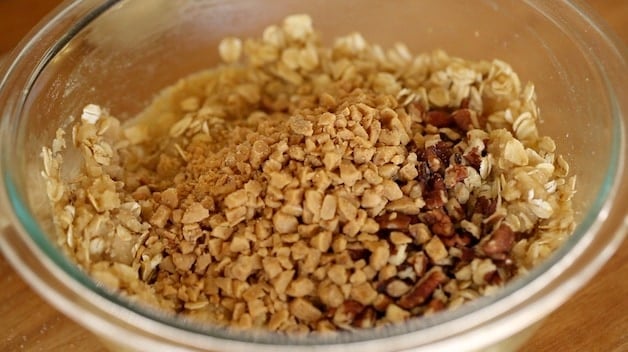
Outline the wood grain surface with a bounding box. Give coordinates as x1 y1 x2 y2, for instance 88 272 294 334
0 1 625 351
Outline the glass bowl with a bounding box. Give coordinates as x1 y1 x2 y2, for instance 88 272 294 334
0 0 626 351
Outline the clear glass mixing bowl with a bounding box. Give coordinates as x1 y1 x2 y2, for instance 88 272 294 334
0 0 626 351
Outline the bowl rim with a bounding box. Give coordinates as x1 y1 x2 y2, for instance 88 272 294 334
0 0 626 350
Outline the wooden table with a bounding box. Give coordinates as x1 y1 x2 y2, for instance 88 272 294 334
0 1 626 351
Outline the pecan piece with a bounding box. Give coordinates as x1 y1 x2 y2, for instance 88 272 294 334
424 110 453 127
426 298 446 312
475 196 497 216
353 307 376 328
416 161 432 184
441 232 474 247
425 175 447 209
482 224 515 260
290 298 323 323
385 279 411 297
375 213 412 230
372 293 393 312
464 147 482 170
444 164 469 189
348 248 371 261
408 251 429 276
425 147 442 172
484 270 502 285
459 246 476 262
452 109 474 131
431 141 454 166
398 268 448 309
333 300 365 326
421 208 455 237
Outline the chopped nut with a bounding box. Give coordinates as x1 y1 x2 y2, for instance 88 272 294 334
350 282 378 305
375 213 411 230
369 241 390 271
268 309 290 331
181 202 209 224
263 257 284 279
273 211 298 234
149 205 171 228
361 189 384 208
172 252 196 272
230 256 255 282
385 280 411 297
333 300 364 326
289 116 314 136
422 209 454 237
340 161 361 187
482 224 516 260
229 235 250 253
320 194 337 220
289 298 322 322
390 231 412 245
318 282 344 308
160 188 179 208
398 268 448 309
272 270 295 296
385 304 410 323
452 109 474 131
381 180 403 200
224 189 247 208
286 277 315 297
310 230 333 252
327 264 348 285
424 236 448 263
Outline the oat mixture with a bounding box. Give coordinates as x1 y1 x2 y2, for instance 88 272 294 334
42 15 575 332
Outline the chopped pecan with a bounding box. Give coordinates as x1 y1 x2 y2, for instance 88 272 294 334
441 232 474 247
416 161 432 184
424 236 448 263
460 247 476 262
445 199 465 220
425 175 447 209
350 282 378 305
475 196 497 216
385 279 411 297
484 270 502 285
385 304 410 322
426 298 446 312
421 208 454 237
444 164 468 189
424 110 453 127
333 300 365 326
408 251 428 276
375 212 412 230
464 147 482 169
452 109 473 131
425 147 442 172
348 248 371 261
290 298 323 323
318 282 345 308
431 141 454 166
372 294 393 312
482 223 515 260
398 268 448 309
353 307 376 328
